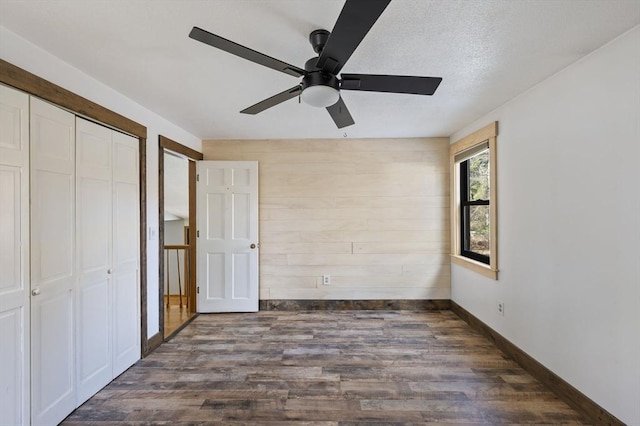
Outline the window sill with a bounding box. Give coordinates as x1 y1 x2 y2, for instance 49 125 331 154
451 255 498 280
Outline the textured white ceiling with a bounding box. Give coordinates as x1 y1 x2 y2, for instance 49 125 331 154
1 0 638 139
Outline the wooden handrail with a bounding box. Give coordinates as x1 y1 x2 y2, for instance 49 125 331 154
164 244 188 250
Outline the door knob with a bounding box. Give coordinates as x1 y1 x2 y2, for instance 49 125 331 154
107 269 112 274
31 288 41 296
250 243 256 249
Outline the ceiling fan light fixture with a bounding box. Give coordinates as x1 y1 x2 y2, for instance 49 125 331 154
301 85 340 108
301 72 340 108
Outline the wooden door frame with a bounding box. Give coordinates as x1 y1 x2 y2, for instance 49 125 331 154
159 136 202 339
0 60 154 356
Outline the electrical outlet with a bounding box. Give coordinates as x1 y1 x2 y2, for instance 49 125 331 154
322 275 331 286
497 302 504 316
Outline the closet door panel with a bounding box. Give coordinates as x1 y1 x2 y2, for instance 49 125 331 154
32 291 74 419
112 131 140 375
0 83 30 426
75 118 113 404
30 97 76 426
0 167 21 291
113 267 139 375
0 308 24 425
34 171 74 279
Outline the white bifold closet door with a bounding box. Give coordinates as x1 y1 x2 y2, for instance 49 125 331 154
30 97 77 426
29 101 140 426
75 117 140 405
0 85 30 426
76 117 113 404
110 125 140 377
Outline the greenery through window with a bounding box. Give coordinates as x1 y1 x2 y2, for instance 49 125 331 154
460 149 490 264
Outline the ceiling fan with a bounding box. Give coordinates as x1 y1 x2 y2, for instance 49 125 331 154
189 0 442 129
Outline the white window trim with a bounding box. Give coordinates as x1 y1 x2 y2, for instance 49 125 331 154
450 121 499 280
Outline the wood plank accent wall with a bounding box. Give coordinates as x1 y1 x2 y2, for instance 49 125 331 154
203 138 450 300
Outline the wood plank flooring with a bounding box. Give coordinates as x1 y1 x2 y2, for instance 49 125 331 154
62 310 590 425
164 295 195 337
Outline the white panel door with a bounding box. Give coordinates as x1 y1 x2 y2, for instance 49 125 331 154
30 97 77 425
0 84 30 426
75 119 140 400
75 118 113 404
197 161 259 312
111 130 140 376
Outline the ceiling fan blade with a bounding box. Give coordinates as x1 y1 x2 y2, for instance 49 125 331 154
326 97 355 128
316 0 391 75
340 74 442 95
189 27 305 77
240 86 302 115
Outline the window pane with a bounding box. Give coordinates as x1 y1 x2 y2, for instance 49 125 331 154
468 205 490 256
468 150 489 201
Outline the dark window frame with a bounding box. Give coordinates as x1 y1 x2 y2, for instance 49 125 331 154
459 154 490 265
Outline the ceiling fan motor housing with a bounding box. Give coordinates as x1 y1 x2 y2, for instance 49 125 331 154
301 68 339 91
301 56 340 107
301 68 339 89
303 56 339 90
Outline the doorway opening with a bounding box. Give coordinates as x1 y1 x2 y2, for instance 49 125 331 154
159 136 202 338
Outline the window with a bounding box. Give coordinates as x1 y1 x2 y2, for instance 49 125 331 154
460 147 490 264
450 122 498 279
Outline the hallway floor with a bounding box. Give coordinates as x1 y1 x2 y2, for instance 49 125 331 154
164 295 195 337
62 310 589 425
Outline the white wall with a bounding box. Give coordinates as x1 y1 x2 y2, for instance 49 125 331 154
0 26 202 339
204 138 451 300
450 26 640 425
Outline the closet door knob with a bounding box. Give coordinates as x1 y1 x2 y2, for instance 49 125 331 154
107 269 112 274
250 244 256 249
31 288 41 296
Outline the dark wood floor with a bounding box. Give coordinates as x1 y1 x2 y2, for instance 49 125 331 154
62 310 590 425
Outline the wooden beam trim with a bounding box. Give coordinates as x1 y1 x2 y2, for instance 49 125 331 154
259 299 451 311
450 255 497 279
451 301 624 426
160 135 203 160
146 332 163 355
488 135 498 272
450 121 498 155
158 143 166 340
0 59 146 138
188 160 197 314
139 137 150 357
